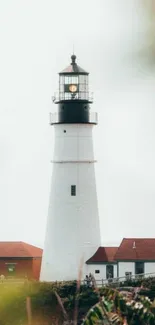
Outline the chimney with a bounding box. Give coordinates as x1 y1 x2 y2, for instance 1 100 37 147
133 241 136 249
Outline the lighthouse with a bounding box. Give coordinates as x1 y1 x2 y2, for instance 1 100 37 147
40 55 101 281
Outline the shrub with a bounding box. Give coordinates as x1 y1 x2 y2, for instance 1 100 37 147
0 281 155 324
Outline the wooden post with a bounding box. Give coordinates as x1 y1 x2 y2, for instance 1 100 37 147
26 296 32 325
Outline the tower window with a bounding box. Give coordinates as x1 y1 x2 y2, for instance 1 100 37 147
71 185 76 196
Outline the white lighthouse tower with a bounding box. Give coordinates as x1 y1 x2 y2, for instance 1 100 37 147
40 55 101 281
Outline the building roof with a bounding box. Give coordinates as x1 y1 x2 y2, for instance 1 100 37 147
115 238 155 261
60 54 88 75
0 242 43 258
86 246 118 264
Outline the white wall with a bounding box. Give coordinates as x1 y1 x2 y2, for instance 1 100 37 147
53 124 97 162
118 262 135 278
144 262 155 276
85 262 155 283
85 264 117 281
115 262 155 279
40 124 101 281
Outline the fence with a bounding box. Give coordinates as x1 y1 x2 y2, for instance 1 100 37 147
1 272 155 286
82 272 155 288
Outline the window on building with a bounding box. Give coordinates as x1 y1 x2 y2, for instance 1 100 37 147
6 263 16 275
106 264 114 279
95 270 100 274
125 272 132 280
71 185 76 196
135 262 144 275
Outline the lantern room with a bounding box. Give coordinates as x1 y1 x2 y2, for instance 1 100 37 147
59 54 89 102
50 54 97 125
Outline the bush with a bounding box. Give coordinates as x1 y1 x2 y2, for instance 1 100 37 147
0 280 155 324
119 276 155 291
0 281 97 324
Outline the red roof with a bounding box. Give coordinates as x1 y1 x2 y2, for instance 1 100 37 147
115 238 155 261
0 242 43 258
86 247 118 264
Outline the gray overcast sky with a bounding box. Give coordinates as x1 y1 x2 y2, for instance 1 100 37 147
0 0 155 248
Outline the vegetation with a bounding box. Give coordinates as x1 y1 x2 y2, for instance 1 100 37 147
116 276 155 291
83 287 155 325
0 279 155 324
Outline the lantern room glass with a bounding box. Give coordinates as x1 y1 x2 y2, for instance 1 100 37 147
59 74 89 101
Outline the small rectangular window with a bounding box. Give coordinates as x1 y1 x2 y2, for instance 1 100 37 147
125 272 132 280
71 185 76 196
71 76 78 84
65 76 69 84
95 270 100 274
6 264 16 275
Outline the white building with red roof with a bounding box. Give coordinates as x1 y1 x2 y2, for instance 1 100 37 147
86 238 155 282
86 247 118 280
115 238 155 279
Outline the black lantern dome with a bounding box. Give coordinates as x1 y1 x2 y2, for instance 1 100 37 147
61 54 88 73
50 55 97 125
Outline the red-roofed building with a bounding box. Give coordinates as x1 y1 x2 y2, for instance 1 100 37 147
0 242 42 280
86 247 118 263
86 247 118 280
115 238 155 261
85 239 155 281
1 239 155 282
114 238 155 279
